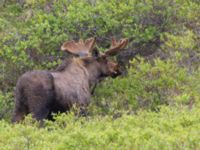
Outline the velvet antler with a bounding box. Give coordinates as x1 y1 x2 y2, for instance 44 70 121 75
61 38 96 57
105 37 128 56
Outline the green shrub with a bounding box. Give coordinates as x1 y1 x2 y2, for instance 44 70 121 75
0 106 199 150
0 92 14 121
91 57 200 114
0 0 199 89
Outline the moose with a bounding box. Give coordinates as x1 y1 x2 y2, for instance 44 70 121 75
12 37 128 122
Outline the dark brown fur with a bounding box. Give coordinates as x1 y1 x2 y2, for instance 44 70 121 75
12 57 121 122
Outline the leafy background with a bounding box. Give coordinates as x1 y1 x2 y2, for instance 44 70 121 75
0 0 199 149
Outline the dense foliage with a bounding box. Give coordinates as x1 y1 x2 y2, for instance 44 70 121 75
0 107 199 150
0 0 199 149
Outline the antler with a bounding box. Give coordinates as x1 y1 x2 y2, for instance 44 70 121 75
105 37 128 56
61 38 96 56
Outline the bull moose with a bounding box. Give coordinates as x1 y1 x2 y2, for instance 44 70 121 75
12 37 128 122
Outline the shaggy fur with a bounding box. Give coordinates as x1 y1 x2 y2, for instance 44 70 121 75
12 57 120 122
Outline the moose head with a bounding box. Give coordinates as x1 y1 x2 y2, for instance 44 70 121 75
61 37 128 80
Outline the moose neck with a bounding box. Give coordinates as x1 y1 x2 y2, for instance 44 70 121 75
82 59 102 87
54 57 103 88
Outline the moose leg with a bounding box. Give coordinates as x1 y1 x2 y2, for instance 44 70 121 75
28 92 54 121
12 111 27 123
26 105 50 128
27 95 51 121
12 89 29 123
79 106 89 117
12 103 28 123
27 80 55 121
31 106 50 121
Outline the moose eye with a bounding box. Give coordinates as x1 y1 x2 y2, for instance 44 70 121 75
92 48 100 58
102 57 108 63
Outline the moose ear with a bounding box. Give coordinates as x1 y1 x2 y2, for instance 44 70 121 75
92 47 100 58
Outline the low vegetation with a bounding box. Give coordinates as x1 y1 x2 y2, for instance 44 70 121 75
0 0 199 149
1 106 200 150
